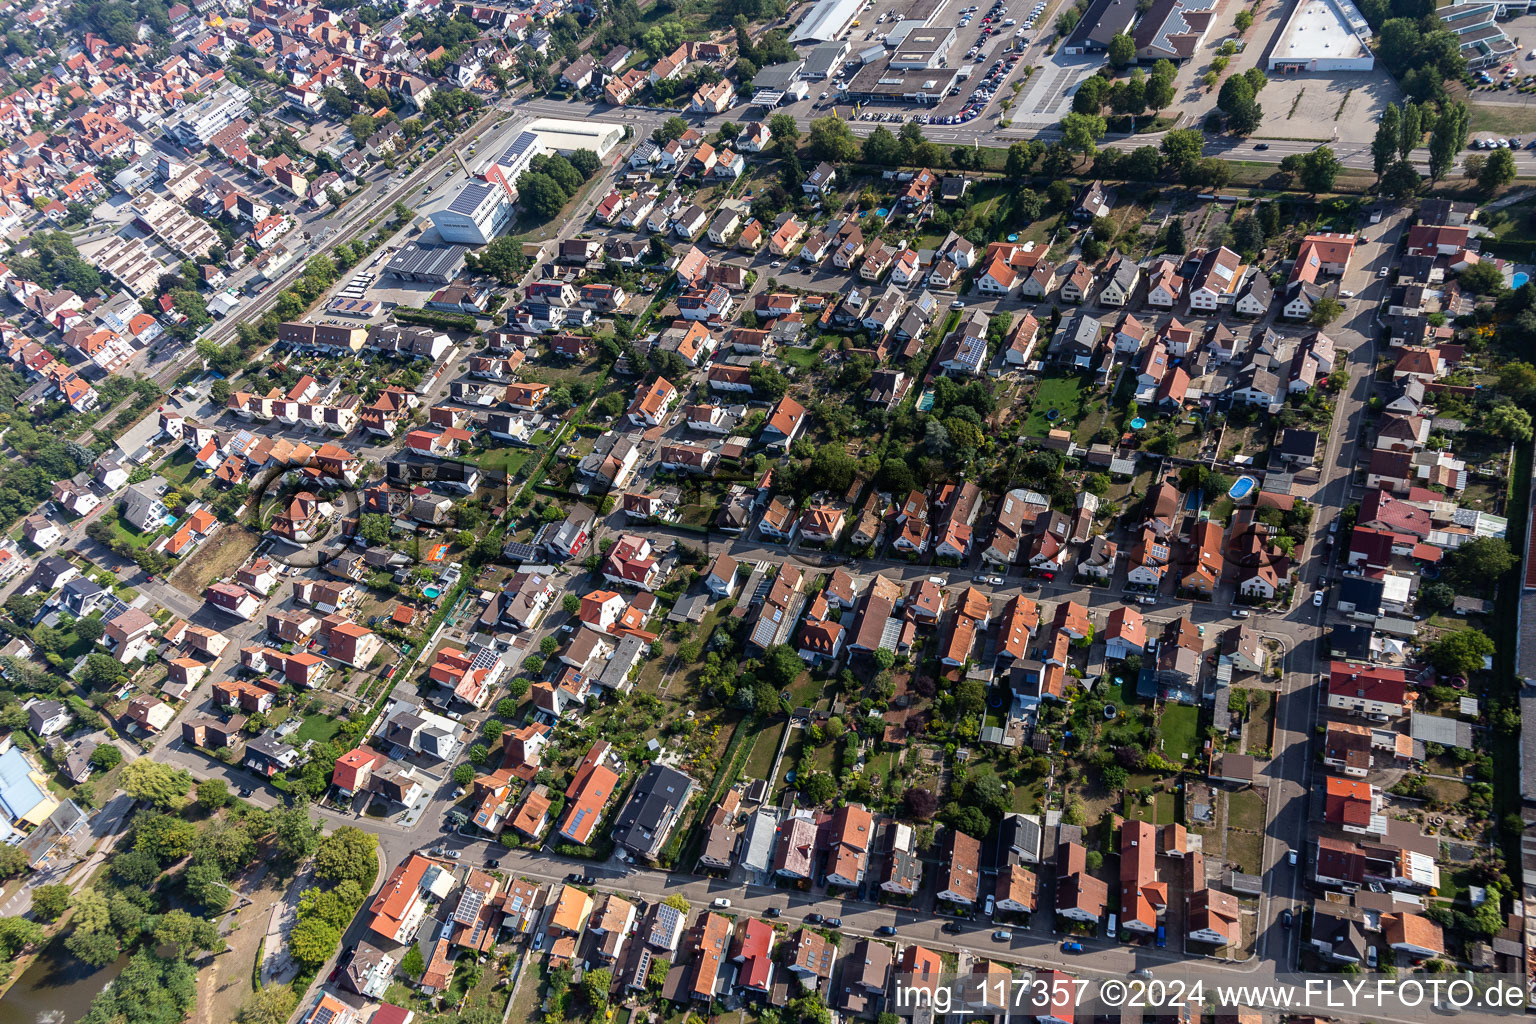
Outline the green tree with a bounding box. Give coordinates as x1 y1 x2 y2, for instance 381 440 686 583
1424 629 1495 676
1372 103 1400 179
453 763 475 786
237 986 299 1024
1107 33 1135 69
1462 259 1508 297
1429 100 1468 183
314 826 379 889
134 812 196 861
196 778 231 811
272 801 322 862
31 883 71 921
1309 296 1343 327
0 916 44 957
399 945 426 978
154 909 222 958
288 916 340 968
90 744 122 771
185 859 233 912
1160 129 1205 180
121 759 193 809
807 117 858 163
1381 159 1421 198
1480 146 1517 196
1059 112 1106 161
71 887 112 933
1293 146 1342 192
66 929 120 967
358 513 391 544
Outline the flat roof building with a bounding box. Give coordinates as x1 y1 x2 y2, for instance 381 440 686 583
384 243 470 284
791 0 864 43
1268 0 1375 71
843 60 958 105
889 26 956 69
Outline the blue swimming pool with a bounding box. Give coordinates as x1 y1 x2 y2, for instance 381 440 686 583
1516 272 1530 289
423 586 442 599
874 207 890 217
1129 417 1147 430
1229 475 1259 501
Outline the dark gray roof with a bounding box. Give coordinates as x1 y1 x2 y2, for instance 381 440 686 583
611 763 697 857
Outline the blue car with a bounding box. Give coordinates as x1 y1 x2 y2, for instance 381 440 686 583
1155 925 1167 948
1061 941 1083 953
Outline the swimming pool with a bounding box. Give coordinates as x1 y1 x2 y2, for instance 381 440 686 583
1129 417 1146 430
423 586 442 599
874 207 890 218
1228 475 1259 501
1516 272 1530 289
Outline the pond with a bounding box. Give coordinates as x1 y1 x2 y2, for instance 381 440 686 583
0 944 129 1024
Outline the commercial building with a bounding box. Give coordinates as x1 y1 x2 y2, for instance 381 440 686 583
889 27 956 69
384 243 470 285
790 0 863 44
843 61 959 106
1268 0 1376 72
165 85 251 148
432 181 516 245
526 118 624 160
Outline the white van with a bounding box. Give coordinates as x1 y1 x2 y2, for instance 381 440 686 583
1106 914 1117 939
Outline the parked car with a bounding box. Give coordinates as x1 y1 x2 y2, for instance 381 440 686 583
712 898 732 909
1155 924 1166 948
766 907 781 918
1281 909 1294 929
826 918 843 928
805 913 824 924
1061 941 1083 953
992 930 1012 941
876 925 897 936
942 921 964 933
1313 589 1326 607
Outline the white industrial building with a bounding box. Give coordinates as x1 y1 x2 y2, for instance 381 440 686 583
165 85 251 148
790 0 863 44
526 118 624 160
431 180 517 245
1268 0 1376 72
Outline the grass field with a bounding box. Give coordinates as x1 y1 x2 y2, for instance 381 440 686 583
1158 703 1201 765
295 713 343 745
1226 829 1264 874
170 524 260 597
1468 101 1536 137
1020 373 1090 437
743 721 786 783
479 448 531 479
1228 789 1267 831
1122 790 1176 824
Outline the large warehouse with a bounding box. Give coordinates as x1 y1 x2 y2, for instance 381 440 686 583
790 0 863 44
1268 0 1376 72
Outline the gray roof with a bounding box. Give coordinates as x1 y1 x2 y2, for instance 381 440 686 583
612 763 697 857
1409 712 1474 749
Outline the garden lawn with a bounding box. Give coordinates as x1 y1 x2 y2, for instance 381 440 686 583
1158 703 1201 766
1228 789 1266 831
743 721 787 783
479 448 531 479
295 714 343 745
1020 374 1089 437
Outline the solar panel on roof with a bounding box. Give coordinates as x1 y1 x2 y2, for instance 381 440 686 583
447 182 495 216
454 887 485 924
